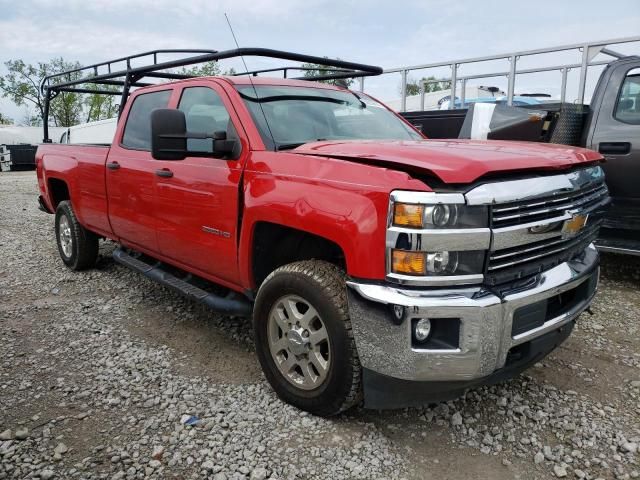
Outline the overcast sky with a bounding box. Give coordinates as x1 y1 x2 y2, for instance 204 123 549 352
1 0 639 123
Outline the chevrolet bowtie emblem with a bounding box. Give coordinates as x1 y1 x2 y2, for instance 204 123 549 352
562 212 589 237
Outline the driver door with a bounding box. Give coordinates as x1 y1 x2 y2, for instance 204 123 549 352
153 82 247 286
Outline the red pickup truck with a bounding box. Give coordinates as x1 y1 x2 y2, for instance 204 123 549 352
36 49 609 416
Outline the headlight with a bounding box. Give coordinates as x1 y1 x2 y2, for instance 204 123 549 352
392 249 485 276
388 191 491 285
426 204 456 227
392 202 487 229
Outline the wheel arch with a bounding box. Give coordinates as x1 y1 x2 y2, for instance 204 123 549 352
47 177 71 209
248 221 347 291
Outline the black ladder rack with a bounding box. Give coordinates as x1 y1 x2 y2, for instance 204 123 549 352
40 47 383 142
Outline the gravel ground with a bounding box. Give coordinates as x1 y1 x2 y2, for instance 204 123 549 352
1 171 639 480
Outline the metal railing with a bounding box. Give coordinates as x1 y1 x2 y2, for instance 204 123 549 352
40 48 383 142
359 36 640 111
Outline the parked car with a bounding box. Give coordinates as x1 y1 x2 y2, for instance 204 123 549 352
36 48 608 415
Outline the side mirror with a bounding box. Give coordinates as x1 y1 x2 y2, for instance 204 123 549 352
212 131 239 158
151 109 240 160
151 109 187 160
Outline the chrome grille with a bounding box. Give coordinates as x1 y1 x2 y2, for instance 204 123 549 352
481 169 610 286
491 182 608 228
488 222 601 272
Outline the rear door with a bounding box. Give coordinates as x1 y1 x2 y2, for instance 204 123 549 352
153 82 247 286
106 88 173 252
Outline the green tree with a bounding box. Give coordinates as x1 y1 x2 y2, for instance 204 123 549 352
0 111 11 125
0 59 47 121
302 58 355 87
1 58 82 127
403 76 451 96
47 58 84 127
21 108 40 126
84 83 119 123
179 61 236 77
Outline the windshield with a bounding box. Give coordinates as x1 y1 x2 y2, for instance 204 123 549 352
236 85 422 150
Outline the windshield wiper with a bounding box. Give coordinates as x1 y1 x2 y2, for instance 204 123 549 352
276 142 307 151
349 91 367 109
276 139 333 151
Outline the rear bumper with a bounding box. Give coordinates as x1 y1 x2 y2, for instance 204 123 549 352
346 244 599 409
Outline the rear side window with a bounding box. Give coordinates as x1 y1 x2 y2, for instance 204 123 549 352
178 87 234 153
615 68 640 125
122 90 171 150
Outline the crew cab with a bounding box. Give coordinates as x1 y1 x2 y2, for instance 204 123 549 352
36 49 609 415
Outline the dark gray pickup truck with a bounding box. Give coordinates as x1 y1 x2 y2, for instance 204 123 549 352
402 56 640 255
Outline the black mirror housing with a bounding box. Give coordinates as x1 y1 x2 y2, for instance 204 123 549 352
212 131 239 158
151 109 187 160
151 110 240 160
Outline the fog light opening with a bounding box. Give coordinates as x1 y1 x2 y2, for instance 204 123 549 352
414 318 432 342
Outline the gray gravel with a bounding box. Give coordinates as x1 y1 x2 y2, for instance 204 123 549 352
1 171 639 479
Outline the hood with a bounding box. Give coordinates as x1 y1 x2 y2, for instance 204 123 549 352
293 139 603 184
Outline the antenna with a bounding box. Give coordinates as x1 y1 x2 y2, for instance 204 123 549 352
224 13 276 148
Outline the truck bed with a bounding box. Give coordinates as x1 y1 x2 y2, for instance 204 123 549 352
400 103 588 146
36 143 113 237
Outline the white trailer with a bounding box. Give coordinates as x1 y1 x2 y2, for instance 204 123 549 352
59 118 117 145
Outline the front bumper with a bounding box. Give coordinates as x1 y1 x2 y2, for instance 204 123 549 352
346 244 599 409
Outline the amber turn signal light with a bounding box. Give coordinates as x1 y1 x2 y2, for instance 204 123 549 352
393 203 424 228
392 250 426 275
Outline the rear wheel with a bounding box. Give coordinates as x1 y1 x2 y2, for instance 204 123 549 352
253 260 362 416
55 201 99 270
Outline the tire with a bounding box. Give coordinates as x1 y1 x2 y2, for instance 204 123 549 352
55 200 99 271
253 260 362 416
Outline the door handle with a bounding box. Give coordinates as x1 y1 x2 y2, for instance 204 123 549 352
155 168 174 178
106 161 120 170
598 142 631 155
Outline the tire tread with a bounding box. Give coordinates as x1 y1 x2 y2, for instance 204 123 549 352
55 201 99 270
258 260 362 415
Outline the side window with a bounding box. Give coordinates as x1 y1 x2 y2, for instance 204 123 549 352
122 90 171 150
178 87 236 153
615 68 640 125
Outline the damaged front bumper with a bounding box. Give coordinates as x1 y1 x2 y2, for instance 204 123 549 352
346 244 599 409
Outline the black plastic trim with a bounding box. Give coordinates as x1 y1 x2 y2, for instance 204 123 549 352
37 195 53 214
112 247 252 316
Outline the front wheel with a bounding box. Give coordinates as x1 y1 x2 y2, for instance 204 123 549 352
253 260 362 416
55 201 99 271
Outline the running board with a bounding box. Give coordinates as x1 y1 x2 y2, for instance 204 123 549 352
113 248 252 316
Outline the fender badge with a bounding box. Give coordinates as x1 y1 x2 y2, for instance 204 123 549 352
202 226 231 238
561 213 589 238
